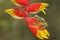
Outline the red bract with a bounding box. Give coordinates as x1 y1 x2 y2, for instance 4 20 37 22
13 8 29 17
25 3 49 15
5 8 29 19
26 3 41 12
12 0 30 6
25 17 45 34
24 17 50 39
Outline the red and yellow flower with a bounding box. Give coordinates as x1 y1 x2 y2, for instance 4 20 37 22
4 0 50 40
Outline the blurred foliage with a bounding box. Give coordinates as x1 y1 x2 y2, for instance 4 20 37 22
0 0 60 40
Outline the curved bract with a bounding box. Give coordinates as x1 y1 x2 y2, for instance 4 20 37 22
5 8 29 19
26 3 49 15
24 17 50 40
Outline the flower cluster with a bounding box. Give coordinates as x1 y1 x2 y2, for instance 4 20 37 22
5 0 50 40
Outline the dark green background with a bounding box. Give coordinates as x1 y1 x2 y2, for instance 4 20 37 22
0 0 60 40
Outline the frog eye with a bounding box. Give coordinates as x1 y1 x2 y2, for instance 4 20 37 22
34 15 45 21
34 15 39 18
